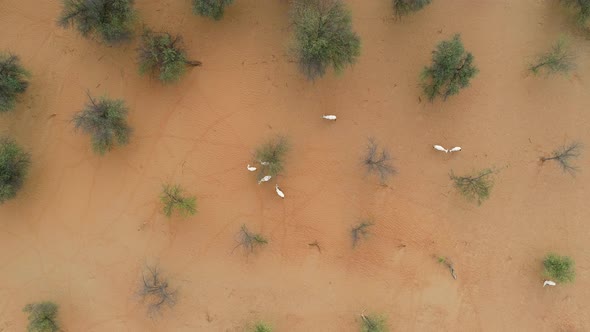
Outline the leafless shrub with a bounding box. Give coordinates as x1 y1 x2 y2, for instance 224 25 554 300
138 265 177 316
363 138 397 183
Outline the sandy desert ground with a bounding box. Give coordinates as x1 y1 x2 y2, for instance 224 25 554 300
1 0 590 331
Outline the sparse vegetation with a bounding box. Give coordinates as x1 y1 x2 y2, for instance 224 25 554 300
437 256 457 279
421 34 478 102
192 0 235 20
0 137 31 204
351 221 373 248
450 168 494 205
291 0 361 80
529 39 575 76
360 313 387 332
72 93 131 155
138 30 202 84
139 265 177 316
160 184 197 218
543 253 575 284
560 0 590 27
540 142 582 175
23 301 60 332
58 0 136 44
252 322 273 332
392 0 432 18
233 224 268 254
363 138 396 183
254 136 289 182
0 53 29 112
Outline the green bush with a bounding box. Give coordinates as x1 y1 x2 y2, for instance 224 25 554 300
0 53 29 112
234 224 268 254
543 253 575 283
23 302 60 332
72 93 131 155
138 30 202 84
450 168 493 205
392 0 432 18
0 137 31 204
421 34 478 102
529 39 575 76
254 136 289 182
360 314 387 332
291 0 361 80
560 0 590 27
192 0 235 20
253 322 272 332
160 184 197 218
58 0 136 44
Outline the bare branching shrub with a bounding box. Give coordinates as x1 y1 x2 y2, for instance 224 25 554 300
138 30 201 84
139 265 177 316
351 221 373 248
23 301 60 332
0 53 30 112
58 0 136 44
450 168 494 205
360 313 387 332
233 224 268 254
363 138 396 183
437 256 457 280
529 39 575 76
540 142 582 175
160 184 197 218
72 92 131 155
253 136 289 182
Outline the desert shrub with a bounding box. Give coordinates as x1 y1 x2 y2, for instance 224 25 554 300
192 0 235 20
252 322 272 332
363 138 396 183
543 253 575 283
421 34 478 102
560 0 590 27
23 302 60 332
450 168 493 205
0 53 30 112
360 314 387 332
233 224 268 254
160 184 197 218
540 142 581 175
72 93 131 155
529 39 575 76
291 0 361 80
138 30 202 84
139 265 177 316
351 221 373 248
392 0 432 18
254 136 289 182
58 0 136 44
0 138 31 204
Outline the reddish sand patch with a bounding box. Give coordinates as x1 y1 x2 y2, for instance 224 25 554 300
1 0 589 331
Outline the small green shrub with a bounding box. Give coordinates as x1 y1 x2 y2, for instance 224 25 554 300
192 0 235 20
360 314 387 332
291 0 361 80
234 224 268 254
138 30 201 84
160 184 197 218
560 0 590 27
450 168 493 205
351 221 373 248
421 34 478 102
0 137 31 204
72 93 131 155
392 0 432 18
0 53 30 112
254 136 289 182
543 253 575 283
23 301 60 332
58 0 136 44
253 322 273 332
529 39 575 76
